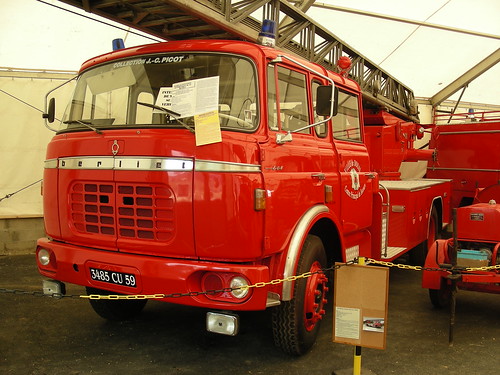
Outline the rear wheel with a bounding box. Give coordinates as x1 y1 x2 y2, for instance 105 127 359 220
86 287 147 321
410 206 439 266
272 235 329 355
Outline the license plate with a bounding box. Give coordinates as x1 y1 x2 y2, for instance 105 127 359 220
89 267 137 288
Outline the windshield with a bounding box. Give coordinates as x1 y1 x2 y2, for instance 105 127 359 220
60 53 259 132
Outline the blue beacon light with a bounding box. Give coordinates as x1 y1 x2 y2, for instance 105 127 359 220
112 38 125 51
258 19 276 47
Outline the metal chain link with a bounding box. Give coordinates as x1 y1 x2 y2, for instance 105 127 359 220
464 264 500 271
82 261 355 300
365 258 500 272
1 258 498 300
0 288 80 299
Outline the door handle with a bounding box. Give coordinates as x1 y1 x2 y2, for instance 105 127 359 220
311 173 326 181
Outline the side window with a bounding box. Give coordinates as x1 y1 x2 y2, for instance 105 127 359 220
268 66 310 134
332 90 361 141
311 80 327 138
267 65 279 131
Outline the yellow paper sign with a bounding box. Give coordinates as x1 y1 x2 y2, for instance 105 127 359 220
194 110 222 146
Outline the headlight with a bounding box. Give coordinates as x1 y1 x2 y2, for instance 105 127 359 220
38 248 51 266
230 276 249 299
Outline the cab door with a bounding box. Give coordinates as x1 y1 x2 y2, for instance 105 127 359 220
332 89 373 234
261 64 324 255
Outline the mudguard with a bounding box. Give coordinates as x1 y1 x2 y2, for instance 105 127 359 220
422 239 449 289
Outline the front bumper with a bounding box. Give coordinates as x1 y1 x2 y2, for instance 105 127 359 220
36 238 270 311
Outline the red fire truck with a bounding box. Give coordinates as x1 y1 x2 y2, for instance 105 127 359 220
423 111 500 306
37 33 451 354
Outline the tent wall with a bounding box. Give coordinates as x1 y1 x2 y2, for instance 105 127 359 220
0 69 75 255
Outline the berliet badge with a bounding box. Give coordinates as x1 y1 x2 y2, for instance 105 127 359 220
111 140 120 156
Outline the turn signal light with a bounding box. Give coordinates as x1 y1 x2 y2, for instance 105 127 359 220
254 188 266 210
325 185 333 203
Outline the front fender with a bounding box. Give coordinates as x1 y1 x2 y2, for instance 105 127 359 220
281 205 329 301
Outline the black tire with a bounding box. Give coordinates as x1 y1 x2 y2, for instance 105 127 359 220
429 279 452 308
410 206 439 266
272 235 329 356
86 287 147 321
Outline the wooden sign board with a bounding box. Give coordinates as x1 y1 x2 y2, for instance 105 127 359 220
333 264 389 349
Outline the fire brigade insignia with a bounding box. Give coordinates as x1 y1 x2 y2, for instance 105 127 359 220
344 160 366 200
350 168 360 191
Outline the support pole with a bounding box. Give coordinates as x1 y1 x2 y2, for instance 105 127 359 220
448 209 459 346
353 256 365 375
353 345 362 375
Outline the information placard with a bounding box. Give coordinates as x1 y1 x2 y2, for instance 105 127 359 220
333 264 389 349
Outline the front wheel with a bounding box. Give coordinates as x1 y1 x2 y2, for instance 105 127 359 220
429 279 452 308
272 235 329 355
86 287 148 321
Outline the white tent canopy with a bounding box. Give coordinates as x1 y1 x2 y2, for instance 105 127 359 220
1 0 499 104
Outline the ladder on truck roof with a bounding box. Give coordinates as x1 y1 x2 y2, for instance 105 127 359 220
58 0 419 122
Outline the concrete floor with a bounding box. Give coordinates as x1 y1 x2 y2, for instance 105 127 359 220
1 254 498 375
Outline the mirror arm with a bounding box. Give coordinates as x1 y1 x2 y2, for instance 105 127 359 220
275 115 333 144
43 75 78 132
271 54 335 145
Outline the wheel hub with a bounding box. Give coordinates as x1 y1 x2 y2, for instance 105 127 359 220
303 261 328 331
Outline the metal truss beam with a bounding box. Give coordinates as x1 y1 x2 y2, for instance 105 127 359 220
430 48 500 107
56 0 419 121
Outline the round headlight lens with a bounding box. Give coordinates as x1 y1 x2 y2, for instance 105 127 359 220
230 276 249 299
38 249 51 266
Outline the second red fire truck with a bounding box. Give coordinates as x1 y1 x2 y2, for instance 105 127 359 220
37 28 451 355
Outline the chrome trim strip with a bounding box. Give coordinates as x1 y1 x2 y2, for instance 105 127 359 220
59 156 114 170
44 159 58 169
115 157 193 171
195 160 261 173
55 156 194 171
282 205 329 301
47 157 260 173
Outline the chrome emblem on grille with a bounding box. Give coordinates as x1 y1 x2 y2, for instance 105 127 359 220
111 140 120 156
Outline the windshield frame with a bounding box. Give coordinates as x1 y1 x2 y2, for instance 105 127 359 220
57 51 260 135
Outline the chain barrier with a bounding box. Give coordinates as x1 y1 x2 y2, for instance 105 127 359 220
1 257 498 300
82 261 355 301
365 258 500 272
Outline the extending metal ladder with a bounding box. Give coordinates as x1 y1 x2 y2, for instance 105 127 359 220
58 0 419 122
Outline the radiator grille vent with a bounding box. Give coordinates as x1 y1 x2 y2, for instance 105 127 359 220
70 182 174 241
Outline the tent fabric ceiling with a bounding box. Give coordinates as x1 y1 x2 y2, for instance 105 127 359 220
1 0 499 105
306 0 500 104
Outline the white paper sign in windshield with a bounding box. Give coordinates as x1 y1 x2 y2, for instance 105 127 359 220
154 76 219 119
154 87 174 113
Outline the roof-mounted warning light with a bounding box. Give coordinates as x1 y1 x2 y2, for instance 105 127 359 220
112 38 125 51
337 56 351 76
257 19 276 47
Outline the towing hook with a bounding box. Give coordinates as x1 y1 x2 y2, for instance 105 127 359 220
446 273 462 281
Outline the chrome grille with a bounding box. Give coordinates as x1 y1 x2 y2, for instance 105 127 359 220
70 183 115 235
70 182 174 241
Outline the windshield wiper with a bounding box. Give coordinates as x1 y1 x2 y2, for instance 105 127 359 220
137 102 194 133
65 120 102 134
